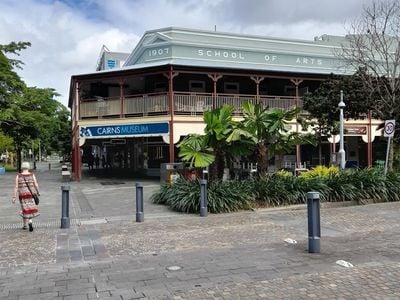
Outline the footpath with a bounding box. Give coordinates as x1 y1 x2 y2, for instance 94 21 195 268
0 162 399 299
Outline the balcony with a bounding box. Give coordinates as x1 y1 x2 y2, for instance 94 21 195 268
79 92 301 119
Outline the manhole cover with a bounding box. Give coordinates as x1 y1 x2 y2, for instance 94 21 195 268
100 181 126 186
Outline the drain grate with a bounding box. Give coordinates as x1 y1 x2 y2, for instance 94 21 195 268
0 219 81 231
100 181 126 186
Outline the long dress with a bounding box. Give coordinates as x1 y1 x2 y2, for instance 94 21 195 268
17 173 40 219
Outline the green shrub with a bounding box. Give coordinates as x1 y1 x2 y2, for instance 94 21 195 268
208 179 254 212
4 164 16 172
254 174 331 205
151 177 254 213
299 165 339 179
323 172 363 202
152 168 400 213
383 171 400 202
342 168 387 201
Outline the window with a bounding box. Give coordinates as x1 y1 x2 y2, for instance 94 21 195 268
224 82 239 94
154 82 167 92
189 80 206 92
284 85 309 96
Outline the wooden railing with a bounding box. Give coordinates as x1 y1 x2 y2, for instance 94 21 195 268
260 95 300 111
80 96 121 118
79 92 302 119
124 93 168 116
174 92 213 116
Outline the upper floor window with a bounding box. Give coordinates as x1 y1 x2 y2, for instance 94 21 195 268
154 82 167 92
285 85 309 96
224 82 239 94
189 80 206 93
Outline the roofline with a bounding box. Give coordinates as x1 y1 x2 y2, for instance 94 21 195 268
140 26 344 45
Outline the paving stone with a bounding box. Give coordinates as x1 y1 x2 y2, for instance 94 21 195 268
1 167 400 298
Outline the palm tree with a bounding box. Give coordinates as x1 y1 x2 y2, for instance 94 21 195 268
241 101 306 175
177 134 214 168
178 105 254 183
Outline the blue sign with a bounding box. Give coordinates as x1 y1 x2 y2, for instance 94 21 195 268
80 123 169 137
107 59 116 69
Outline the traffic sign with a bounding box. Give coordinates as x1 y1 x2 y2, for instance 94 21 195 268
384 120 395 137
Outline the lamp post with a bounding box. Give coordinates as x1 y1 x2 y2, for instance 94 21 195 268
338 90 346 170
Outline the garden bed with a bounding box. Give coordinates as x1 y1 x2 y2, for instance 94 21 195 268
152 168 400 214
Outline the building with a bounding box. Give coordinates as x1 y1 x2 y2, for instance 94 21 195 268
68 27 384 181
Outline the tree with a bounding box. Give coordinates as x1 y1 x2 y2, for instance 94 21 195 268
302 72 371 165
0 131 13 153
179 102 314 179
339 0 400 170
1 101 40 170
1 42 70 169
241 101 308 175
0 50 24 111
177 134 215 168
22 87 71 158
0 42 31 69
178 105 254 182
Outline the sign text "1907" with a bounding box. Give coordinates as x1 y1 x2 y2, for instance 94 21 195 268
148 48 170 57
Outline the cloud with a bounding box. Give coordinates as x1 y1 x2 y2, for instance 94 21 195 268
0 0 367 106
0 0 138 105
211 0 366 25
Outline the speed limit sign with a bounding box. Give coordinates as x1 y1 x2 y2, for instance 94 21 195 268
384 120 395 137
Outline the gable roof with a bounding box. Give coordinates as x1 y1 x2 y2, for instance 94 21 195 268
121 27 350 75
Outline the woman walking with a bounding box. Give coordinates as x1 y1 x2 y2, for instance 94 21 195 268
12 162 40 231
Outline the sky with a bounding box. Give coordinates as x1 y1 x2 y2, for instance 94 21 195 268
0 0 371 107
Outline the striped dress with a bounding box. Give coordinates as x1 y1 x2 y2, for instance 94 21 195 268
17 174 40 219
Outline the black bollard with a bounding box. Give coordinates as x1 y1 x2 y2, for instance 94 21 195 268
200 179 208 217
136 183 144 222
48 163 51 170
202 169 209 180
307 192 321 253
61 185 70 229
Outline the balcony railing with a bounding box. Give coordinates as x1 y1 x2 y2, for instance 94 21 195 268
79 92 301 119
124 93 169 116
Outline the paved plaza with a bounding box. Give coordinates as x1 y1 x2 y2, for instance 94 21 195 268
0 162 400 299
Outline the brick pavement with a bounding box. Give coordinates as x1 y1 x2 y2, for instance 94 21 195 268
0 163 400 299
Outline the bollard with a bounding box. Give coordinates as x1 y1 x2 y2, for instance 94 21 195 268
61 185 70 229
48 163 51 170
307 192 321 253
200 179 208 217
136 183 144 222
202 169 209 181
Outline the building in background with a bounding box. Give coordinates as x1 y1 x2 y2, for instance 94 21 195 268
95 45 129 71
68 27 384 181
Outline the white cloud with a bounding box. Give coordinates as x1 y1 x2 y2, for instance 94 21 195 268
0 0 365 107
0 0 138 105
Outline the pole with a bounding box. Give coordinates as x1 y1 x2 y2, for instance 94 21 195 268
338 90 346 170
200 179 208 217
136 183 144 222
38 140 41 162
61 185 70 229
307 192 320 253
384 136 391 175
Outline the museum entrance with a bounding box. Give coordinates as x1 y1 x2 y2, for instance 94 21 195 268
81 136 171 179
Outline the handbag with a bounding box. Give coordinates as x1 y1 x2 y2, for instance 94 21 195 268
22 175 40 205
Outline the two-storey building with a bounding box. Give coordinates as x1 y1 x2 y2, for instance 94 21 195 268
68 27 384 181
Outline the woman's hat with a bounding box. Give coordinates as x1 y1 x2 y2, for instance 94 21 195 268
21 162 31 169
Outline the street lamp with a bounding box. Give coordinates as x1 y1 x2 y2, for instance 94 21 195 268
338 90 346 170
